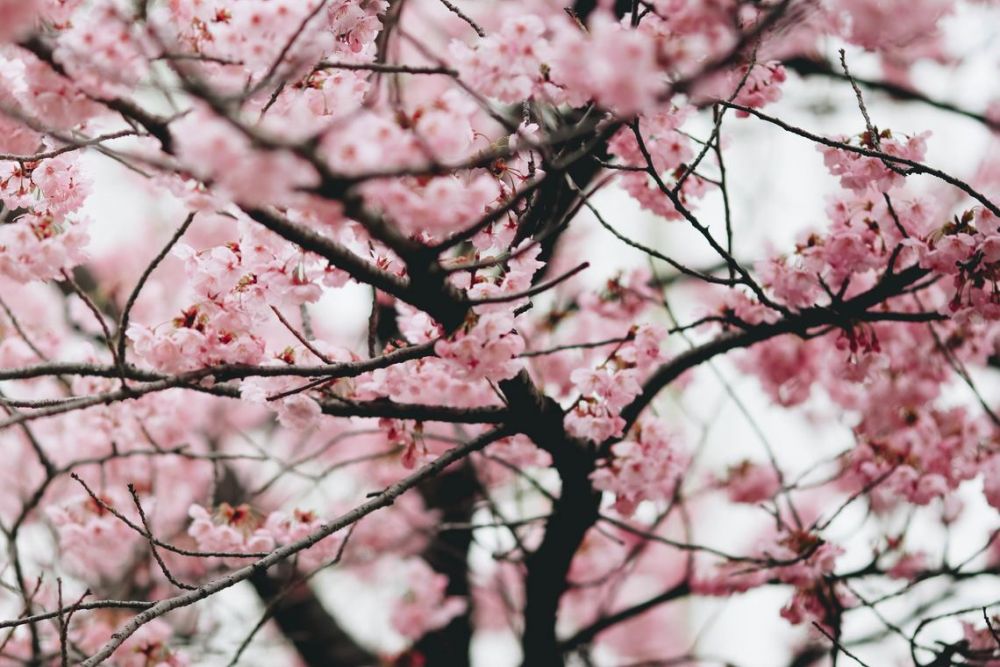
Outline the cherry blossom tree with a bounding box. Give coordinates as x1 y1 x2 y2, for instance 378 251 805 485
1 0 1000 665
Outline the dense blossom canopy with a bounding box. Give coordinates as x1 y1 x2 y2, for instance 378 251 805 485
1 0 1000 665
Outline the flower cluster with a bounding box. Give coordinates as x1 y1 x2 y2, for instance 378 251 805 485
188 503 347 571
717 460 782 504
434 310 526 382
389 558 467 640
187 503 276 567
819 129 930 193
264 508 343 571
591 417 688 515
606 107 709 220
912 208 1000 321
47 491 143 582
0 0 40 42
128 222 351 373
565 324 666 442
695 528 848 631
450 15 558 104
0 154 91 283
0 0 998 662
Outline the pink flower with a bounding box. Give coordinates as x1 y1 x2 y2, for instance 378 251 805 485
570 367 642 410
361 173 500 241
961 618 1000 666
887 551 928 579
780 583 854 633
46 491 142 582
549 13 663 114
0 213 89 283
275 393 322 430
434 310 525 382
820 130 930 193
983 456 1000 510
736 336 819 407
758 258 821 309
451 15 558 104
0 0 40 42
590 418 687 515
173 107 318 207
720 461 782 504
565 402 627 442
74 618 189 667
187 503 275 567
389 558 467 640
920 234 976 273
264 508 341 571
833 0 952 72
695 61 787 113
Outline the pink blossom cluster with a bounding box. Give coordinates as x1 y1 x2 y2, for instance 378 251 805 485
452 12 677 115
321 91 483 177
242 374 325 431
187 503 276 567
820 129 930 193
264 508 343 571
0 154 91 283
735 334 820 406
779 583 855 632
912 208 1000 320
961 617 1000 666
0 0 998 661
983 456 1000 511
429 241 550 382
591 417 688 515
735 310 990 508
453 7 792 117
450 15 560 104
377 418 428 469
389 558 467 640
128 302 266 374
173 107 320 208
363 172 501 241
547 13 665 114
717 460 782 504
844 405 985 505
607 108 708 220
74 617 189 667
0 211 90 283
47 491 144 582
802 187 931 287
565 324 665 442
128 222 353 373
696 60 788 115
434 310 526 382
830 0 953 79
0 592 184 667
693 531 840 596
153 0 386 75
189 503 347 572
14 52 102 129
695 529 847 630
0 0 40 42
53 1 152 94
730 61 787 112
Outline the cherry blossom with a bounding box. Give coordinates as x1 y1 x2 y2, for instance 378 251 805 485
0 0 998 665
187 503 276 567
591 417 687 515
0 1 39 43
820 129 930 194
718 460 782 504
389 558 467 640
